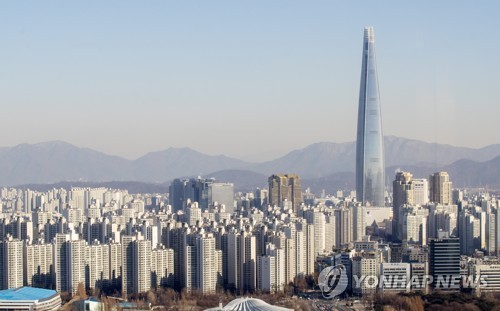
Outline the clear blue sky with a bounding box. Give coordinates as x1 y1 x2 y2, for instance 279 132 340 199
1 1 498 161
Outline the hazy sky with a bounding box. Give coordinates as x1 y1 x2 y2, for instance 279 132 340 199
1 1 499 161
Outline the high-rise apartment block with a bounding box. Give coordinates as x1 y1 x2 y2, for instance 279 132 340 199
335 207 353 247
430 172 453 205
393 172 414 241
195 233 217 294
3 237 24 289
24 241 53 288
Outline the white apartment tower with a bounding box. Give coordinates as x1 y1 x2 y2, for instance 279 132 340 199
24 242 53 288
196 233 217 294
257 243 285 293
121 235 135 295
134 239 152 294
227 230 257 291
325 214 336 252
294 229 306 276
335 208 353 247
53 233 70 292
3 237 24 289
353 205 366 242
269 232 295 285
151 247 174 288
87 241 109 291
108 242 122 289
304 223 315 275
306 210 326 255
184 245 197 291
68 239 87 294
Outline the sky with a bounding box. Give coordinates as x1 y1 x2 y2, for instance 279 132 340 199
1 1 499 161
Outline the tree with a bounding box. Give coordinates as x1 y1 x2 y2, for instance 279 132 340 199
77 282 87 300
146 290 157 305
294 275 308 293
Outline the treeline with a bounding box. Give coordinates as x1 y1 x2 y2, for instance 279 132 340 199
62 277 316 311
374 292 500 311
114 288 310 311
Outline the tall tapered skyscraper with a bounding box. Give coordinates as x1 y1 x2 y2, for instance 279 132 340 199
356 26 385 207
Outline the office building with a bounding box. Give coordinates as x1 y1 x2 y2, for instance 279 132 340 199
429 237 460 290
352 252 379 295
380 263 410 292
355 26 385 207
413 179 429 205
472 264 500 292
170 178 233 212
410 263 427 292
206 183 234 213
169 179 187 212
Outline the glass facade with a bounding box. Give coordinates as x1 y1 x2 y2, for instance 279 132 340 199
356 27 385 207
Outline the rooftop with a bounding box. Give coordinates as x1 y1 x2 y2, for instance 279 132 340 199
0 287 58 301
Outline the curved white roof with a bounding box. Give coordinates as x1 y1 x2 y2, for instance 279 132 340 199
205 297 293 311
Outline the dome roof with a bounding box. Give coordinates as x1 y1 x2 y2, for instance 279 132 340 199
205 297 293 311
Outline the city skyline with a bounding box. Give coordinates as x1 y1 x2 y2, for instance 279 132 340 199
1 1 500 161
0 172 497 299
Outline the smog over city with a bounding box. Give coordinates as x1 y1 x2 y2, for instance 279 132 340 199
1 1 500 311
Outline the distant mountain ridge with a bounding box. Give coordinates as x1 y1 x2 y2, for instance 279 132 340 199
250 136 500 178
0 142 250 186
131 147 249 183
1 137 500 189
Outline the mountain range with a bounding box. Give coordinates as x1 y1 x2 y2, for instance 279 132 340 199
4 136 500 192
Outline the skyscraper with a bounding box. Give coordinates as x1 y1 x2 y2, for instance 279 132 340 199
429 172 452 205
268 174 302 213
356 26 385 207
429 236 460 290
393 171 414 241
413 178 429 205
206 183 235 213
